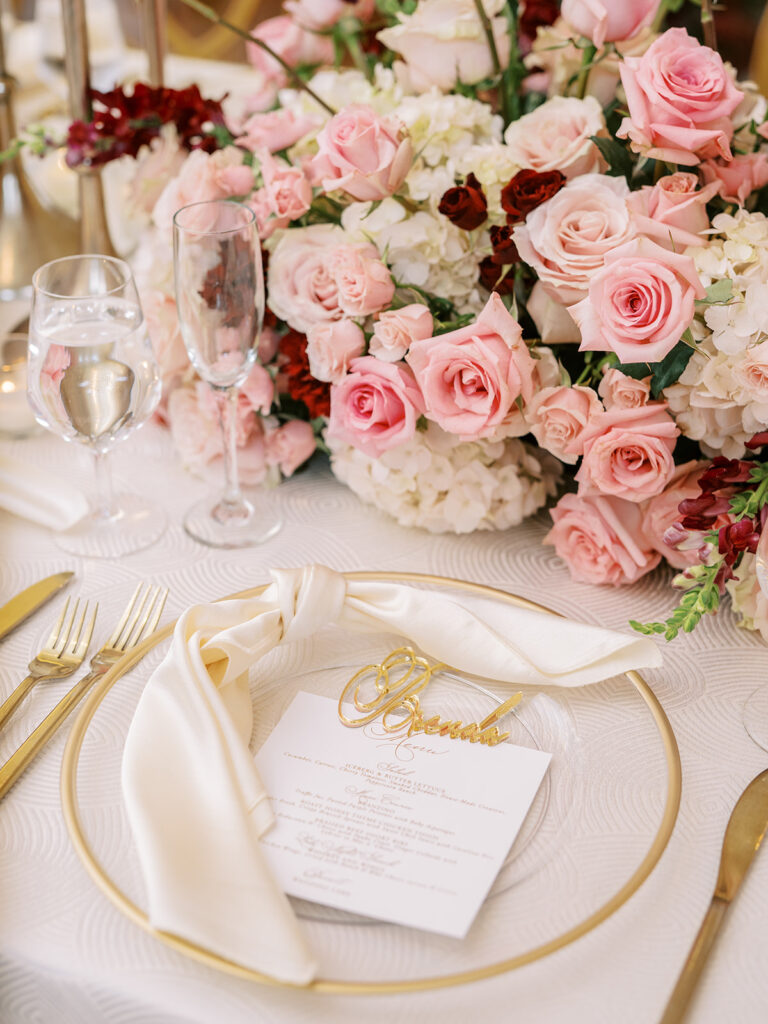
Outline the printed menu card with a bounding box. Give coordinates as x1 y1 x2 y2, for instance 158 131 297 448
254 692 551 937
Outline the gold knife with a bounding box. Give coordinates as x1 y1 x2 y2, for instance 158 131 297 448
0 572 74 642
659 768 768 1024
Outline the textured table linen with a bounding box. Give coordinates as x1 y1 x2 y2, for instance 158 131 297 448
1 422 767 1024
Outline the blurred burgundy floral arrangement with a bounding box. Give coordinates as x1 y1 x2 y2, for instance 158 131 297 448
22 0 768 640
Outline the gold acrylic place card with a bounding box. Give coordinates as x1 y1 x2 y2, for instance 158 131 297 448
253 655 550 938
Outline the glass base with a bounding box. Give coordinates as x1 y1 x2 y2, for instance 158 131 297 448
54 494 167 559
183 491 282 549
744 685 768 752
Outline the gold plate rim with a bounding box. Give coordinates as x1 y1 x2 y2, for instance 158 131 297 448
60 571 682 995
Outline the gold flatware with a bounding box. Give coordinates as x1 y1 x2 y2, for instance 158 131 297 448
0 583 167 801
659 768 768 1024
0 598 97 730
0 572 74 642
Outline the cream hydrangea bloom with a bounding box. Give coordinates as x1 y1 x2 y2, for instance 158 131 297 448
725 553 768 641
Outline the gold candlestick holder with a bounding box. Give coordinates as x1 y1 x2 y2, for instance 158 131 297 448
139 0 167 87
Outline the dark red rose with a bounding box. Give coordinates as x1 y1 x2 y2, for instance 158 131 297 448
438 172 488 230
479 257 516 296
278 330 331 419
489 224 520 265
746 431 768 450
501 168 566 223
519 0 560 41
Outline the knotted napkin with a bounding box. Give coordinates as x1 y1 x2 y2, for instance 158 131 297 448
0 454 88 530
122 564 662 984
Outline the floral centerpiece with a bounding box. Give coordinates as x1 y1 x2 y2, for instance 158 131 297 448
18 0 768 641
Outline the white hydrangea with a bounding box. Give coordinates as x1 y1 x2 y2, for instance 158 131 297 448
693 209 768 289
396 90 502 169
341 198 484 313
725 552 768 641
454 143 520 218
328 423 561 534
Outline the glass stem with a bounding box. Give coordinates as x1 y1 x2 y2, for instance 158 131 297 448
215 385 247 517
92 449 117 521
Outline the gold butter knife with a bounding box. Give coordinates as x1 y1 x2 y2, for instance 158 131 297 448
0 572 74 642
659 768 768 1024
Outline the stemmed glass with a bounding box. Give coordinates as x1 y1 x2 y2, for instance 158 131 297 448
173 199 282 548
27 254 166 558
745 528 768 749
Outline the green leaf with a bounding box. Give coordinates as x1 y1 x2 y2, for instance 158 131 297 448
700 279 734 305
649 341 694 397
589 134 634 183
614 361 652 381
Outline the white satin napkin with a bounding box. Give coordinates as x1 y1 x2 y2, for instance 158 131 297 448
122 564 663 984
0 454 88 530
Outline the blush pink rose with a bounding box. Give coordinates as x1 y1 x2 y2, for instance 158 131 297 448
527 282 582 344
308 104 413 202
267 224 347 333
264 420 316 476
128 132 186 217
561 0 661 49
143 290 188 383
569 236 705 364
545 493 661 585
503 96 607 179
617 28 744 165
259 150 312 221
700 153 768 206
369 304 433 362
576 403 679 502
513 173 635 305
285 0 375 31
239 363 275 415
406 292 537 440
259 325 280 365
641 459 709 569
306 320 366 383
236 108 320 154
329 244 395 317
626 172 720 249
245 16 334 87
526 385 604 464
328 356 425 457
152 149 254 231
598 369 651 410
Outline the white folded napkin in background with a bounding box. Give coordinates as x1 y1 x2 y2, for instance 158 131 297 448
122 564 663 985
0 454 88 530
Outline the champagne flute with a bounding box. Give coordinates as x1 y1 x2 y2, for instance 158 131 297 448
27 254 166 558
173 199 281 548
744 527 768 749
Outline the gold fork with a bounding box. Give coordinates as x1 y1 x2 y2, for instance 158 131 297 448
0 599 98 730
0 583 168 801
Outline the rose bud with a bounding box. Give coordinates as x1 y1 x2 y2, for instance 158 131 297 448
438 172 488 230
501 168 566 223
489 224 520 266
479 257 515 295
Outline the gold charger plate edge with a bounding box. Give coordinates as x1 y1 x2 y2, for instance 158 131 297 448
60 571 682 995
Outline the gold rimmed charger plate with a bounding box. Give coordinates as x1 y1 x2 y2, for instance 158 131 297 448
61 571 681 995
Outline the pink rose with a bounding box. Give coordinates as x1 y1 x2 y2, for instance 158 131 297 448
514 173 635 305
308 105 413 203
306 320 366 383
239 363 274 415
626 172 721 249
329 244 395 317
406 293 537 440
259 150 312 222
641 459 709 569
526 385 604 464
285 0 375 31
369 304 433 362
570 236 705 364
598 369 651 410
264 420 316 476
700 153 768 206
576 404 679 502
267 224 347 333
128 132 186 217
735 340 768 401
376 0 510 93
561 0 661 48
527 282 582 344
503 96 607 179
142 290 189 421
245 16 334 87
545 493 661 585
259 325 280 365
617 28 744 165
328 356 425 457
236 108 320 154
152 149 254 231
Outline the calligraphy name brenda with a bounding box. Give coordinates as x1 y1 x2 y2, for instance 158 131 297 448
337 647 522 748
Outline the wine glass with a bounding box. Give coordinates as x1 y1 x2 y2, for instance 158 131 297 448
27 254 166 558
173 199 282 548
744 528 768 750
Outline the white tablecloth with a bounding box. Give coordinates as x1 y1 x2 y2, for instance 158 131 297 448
0 414 767 1024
